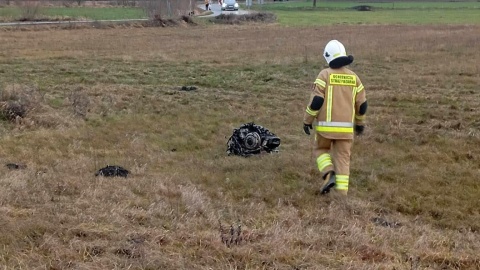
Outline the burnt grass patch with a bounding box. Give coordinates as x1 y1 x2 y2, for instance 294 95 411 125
210 12 276 24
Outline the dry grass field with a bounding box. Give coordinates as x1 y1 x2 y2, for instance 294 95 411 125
0 23 479 269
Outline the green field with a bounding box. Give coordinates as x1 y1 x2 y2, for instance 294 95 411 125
271 9 480 25
251 1 480 25
256 0 480 10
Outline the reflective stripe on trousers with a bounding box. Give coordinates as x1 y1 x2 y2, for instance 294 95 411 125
335 175 349 191
316 153 333 172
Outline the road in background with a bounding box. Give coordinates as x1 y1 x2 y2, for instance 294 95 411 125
199 3 252 17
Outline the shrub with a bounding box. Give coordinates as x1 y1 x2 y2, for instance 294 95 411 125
141 14 196 27
210 12 277 24
141 0 196 19
15 0 41 21
0 84 74 129
0 84 41 122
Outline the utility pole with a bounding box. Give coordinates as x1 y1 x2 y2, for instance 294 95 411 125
246 0 252 9
167 0 172 17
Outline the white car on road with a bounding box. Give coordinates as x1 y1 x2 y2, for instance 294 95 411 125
222 0 239 11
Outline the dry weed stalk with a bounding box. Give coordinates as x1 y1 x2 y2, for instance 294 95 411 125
69 86 90 119
219 221 243 247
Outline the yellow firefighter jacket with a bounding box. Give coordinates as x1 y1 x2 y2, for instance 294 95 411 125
303 67 366 140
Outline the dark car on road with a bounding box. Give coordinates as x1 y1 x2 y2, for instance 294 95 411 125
222 0 239 11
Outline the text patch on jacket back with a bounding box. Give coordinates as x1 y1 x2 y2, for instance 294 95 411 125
329 74 356 86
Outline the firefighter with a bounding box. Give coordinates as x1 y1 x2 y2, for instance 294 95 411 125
303 40 367 196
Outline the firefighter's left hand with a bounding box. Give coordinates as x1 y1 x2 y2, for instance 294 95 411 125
303 123 313 135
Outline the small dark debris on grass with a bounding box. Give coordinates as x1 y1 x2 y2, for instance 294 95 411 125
5 102 26 118
181 86 197 91
114 248 140 258
371 217 402 228
353 5 373 11
95 165 129 178
73 230 88 238
450 122 462 130
86 246 104 257
6 163 27 170
1 101 27 121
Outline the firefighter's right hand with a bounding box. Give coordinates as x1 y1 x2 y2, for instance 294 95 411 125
355 124 365 136
303 123 313 135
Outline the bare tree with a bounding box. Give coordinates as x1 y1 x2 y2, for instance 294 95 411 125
62 0 85 7
141 0 195 19
115 0 137 7
15 0 41 21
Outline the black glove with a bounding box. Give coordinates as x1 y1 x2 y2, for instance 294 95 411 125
303 123 313 135
355 124 365 136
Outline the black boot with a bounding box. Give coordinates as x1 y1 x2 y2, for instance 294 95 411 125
320 171 336 194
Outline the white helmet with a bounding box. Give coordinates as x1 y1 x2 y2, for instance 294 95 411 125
323 40 353 68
